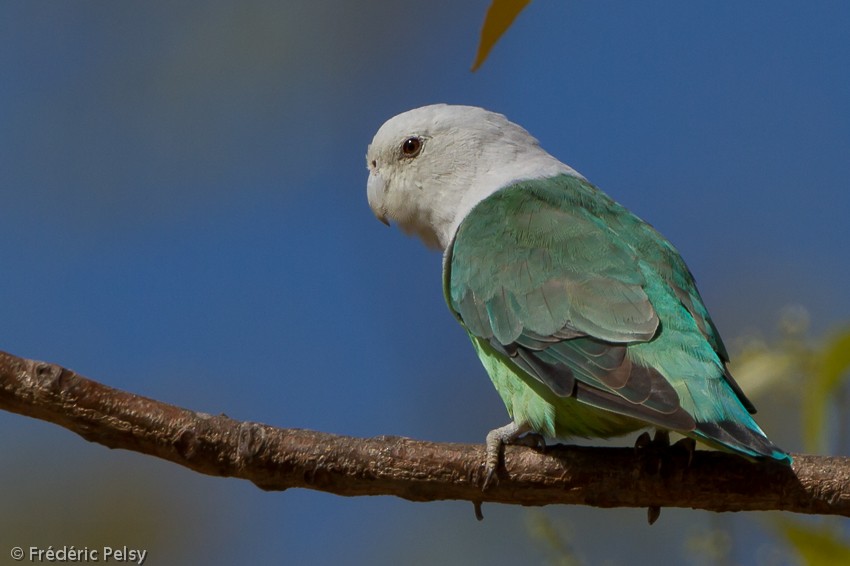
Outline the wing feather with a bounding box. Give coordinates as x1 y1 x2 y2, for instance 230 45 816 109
446 175 698 431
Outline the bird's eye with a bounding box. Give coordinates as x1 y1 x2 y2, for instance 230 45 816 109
401 136 422 157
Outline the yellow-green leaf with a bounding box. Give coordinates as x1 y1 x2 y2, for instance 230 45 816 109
802 327 850 452
776 519 850 566
472 0 532 71
816 328 850 390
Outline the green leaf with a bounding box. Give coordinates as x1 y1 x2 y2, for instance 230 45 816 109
525 511 581 566
472 0 532 71
802 327 850 452
776 519 850 566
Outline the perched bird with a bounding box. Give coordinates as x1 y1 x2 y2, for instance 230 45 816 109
366 104 790 482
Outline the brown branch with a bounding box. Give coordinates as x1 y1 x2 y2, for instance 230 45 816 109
1 349 848 518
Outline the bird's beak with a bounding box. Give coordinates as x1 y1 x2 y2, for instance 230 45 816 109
367 172 390 226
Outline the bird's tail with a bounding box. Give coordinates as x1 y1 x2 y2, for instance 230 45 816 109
691 401 792 464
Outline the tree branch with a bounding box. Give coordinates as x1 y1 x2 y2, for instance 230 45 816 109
1 349 848 518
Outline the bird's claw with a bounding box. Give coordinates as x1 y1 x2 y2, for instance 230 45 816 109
647 505 661 525
634 430 670 474
481 422 536 490
634 430 696 525
672 437 696 467
482 446 501 490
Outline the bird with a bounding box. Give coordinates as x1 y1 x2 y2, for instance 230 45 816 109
365 104 791 484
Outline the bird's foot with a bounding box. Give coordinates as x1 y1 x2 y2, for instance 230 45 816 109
634 430 670 474
672 436 696 467
633 430 696 525
482 422 536 490
512 431 547 452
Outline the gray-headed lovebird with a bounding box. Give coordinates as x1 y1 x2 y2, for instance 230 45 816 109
366 104 791 482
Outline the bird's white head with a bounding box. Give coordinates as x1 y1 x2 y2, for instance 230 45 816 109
366 104 579 251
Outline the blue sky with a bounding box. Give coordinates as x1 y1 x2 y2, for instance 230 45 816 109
1 1 848 564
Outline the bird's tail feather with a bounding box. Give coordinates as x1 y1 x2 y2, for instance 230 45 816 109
693 418 792 464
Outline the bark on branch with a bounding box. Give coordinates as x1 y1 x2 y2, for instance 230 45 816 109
1 349 848 518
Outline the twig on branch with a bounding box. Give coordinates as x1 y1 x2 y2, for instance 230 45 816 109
1 350 848 517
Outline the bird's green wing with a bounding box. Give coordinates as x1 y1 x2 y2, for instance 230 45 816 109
445 174 729 432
